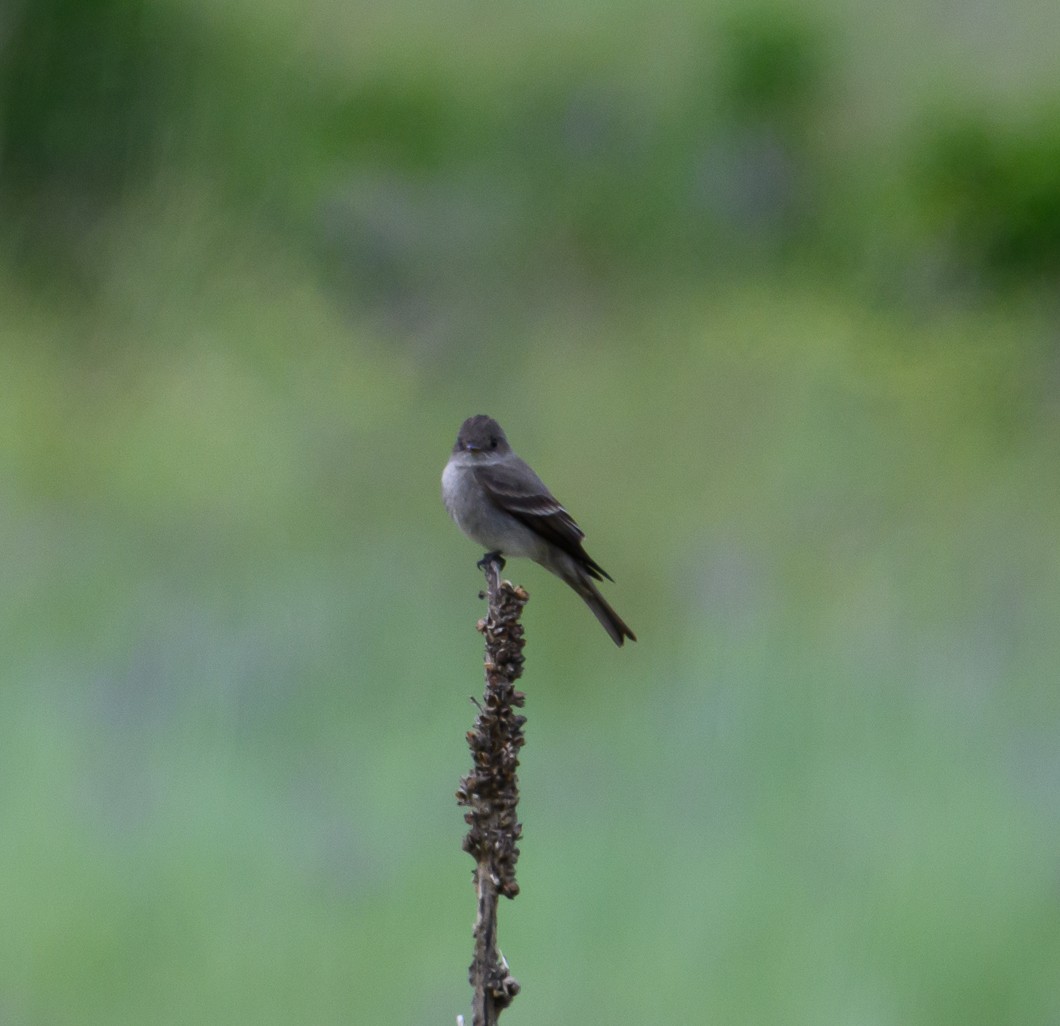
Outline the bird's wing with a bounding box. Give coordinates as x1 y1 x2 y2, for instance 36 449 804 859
476 457 613 582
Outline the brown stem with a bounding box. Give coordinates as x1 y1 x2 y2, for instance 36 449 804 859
455 555 527 1026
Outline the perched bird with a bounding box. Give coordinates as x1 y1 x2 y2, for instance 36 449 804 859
442 414 636 646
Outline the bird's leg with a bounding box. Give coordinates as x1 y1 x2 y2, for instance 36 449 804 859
476 550 506 571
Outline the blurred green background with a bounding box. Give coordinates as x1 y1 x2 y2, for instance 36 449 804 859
2 0 1058 1023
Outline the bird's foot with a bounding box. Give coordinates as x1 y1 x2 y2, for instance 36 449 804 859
476 550 506 571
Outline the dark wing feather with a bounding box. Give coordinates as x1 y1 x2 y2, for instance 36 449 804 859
476 457 613 582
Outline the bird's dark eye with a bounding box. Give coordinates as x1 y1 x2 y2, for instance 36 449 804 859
489 437 498 449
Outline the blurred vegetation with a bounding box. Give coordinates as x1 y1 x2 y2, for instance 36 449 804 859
916 111 1060 285
1 0 1058 1023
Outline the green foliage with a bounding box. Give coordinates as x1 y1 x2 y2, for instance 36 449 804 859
3 0 1057 296
916 111 1060 283
715 5 827 126
0 0 173 191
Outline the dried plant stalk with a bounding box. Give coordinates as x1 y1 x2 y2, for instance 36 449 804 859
455 555 527 1026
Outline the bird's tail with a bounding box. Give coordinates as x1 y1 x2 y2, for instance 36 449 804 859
572 573 637 647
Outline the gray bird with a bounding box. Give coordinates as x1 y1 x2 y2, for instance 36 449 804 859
442 414 636 646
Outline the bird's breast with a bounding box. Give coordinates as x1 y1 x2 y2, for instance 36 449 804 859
441 458 543 558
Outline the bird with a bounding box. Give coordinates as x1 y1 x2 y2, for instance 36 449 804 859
442 414 636 646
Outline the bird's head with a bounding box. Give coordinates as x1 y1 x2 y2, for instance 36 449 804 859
454 415 511 457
